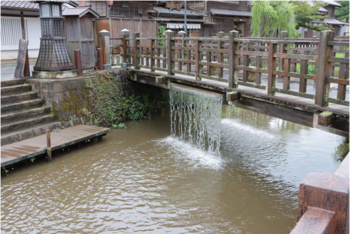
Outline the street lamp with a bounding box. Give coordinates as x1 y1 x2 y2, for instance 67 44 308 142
33 0 75 72
184 0 187 33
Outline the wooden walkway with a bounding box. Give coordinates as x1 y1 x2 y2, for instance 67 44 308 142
1 125 110 167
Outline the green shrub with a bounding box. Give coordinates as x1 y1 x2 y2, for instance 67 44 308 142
86 72 126 127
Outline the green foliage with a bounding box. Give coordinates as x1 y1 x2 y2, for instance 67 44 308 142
86 72 125 127
52 128 61 132
30 157 36 163
158 25 166 46
251 0 297 37
123 94 150 121
112 123 127 129
335 1 349 23
292 1 328 31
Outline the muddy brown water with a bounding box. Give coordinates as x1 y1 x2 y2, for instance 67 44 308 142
1 105 347 234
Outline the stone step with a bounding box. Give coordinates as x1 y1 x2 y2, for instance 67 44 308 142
1 107 51 124
1 78 26 87
1 99 44 113
1 122 63 146
1 84 32 95
1 114 56 135
1 91 38 104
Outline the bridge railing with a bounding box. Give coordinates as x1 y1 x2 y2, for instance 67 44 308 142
121 30 349 107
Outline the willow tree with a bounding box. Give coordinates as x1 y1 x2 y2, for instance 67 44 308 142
250 1 297 37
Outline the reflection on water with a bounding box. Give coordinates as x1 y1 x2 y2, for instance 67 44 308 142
1 105 346 234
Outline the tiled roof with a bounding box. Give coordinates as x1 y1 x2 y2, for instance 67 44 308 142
320 0 342 7
1 1 39 10
151 6 207 17
324 18 345 25
1 0 78 10
62 6 99 18
210 9 252 17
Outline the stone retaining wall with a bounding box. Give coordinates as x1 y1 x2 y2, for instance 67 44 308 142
29 68 130 123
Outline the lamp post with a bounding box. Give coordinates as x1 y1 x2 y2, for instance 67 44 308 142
33 0 75 72
184 0 187 33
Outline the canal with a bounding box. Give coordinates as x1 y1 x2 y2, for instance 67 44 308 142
1 104 347 233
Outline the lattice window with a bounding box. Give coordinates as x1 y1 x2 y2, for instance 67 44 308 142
86 1 107 16
1 18 28 45
53 20 62 37
42 19 51 37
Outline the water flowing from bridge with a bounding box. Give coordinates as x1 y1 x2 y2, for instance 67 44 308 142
169 83 223 156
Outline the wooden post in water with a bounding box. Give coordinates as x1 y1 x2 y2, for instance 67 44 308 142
267 43 277 96
315 30 334 107
74 49 82 76
166 30 175 76
46 129 52 162
133 32 140 70
228 30 239 88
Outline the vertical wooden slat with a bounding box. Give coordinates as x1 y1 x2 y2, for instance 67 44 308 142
163 37 167 70
283 57 290 90
267 43 277 96
217 32 224 78
291 49 297 72
228 30 239 88
337 63 347 100
133 32 140 69
195 40 202 80
299 50 309 93
150 39 155 72
242 42 249 82
186 38 192 73
46 129 52 162
157 43 160 68
315 30 334 106
278 31 288 79
255 56 261 84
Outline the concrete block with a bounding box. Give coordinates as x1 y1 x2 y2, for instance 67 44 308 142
298 172 349 234
318 111 333 126
291 207 335 234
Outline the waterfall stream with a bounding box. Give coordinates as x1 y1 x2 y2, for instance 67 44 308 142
169 83 223 156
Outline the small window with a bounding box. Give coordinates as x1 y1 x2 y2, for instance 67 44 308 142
138 7 143 14
41 4 51 17
122 1 129 7
52 5 60 17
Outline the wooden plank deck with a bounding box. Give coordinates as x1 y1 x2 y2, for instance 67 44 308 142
1 125 110 167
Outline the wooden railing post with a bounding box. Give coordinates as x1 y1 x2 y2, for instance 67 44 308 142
267 43 277 96
99 30 111 70
150 39 155 72
278 31 288 79
133 32 140 69
74 49 82 76
195 40 202 80
97 48 103 70
315 30 334 106
121 29 130 65
217 32 225 79
228 30 239 88
166 30 175 76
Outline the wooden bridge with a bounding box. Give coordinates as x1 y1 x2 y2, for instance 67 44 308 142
106 30 350 234
109 29 349 137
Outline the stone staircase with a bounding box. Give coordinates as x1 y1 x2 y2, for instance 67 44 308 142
1 79 63 146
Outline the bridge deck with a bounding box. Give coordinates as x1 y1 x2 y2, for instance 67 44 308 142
1 125 110 168
125 66 349 117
